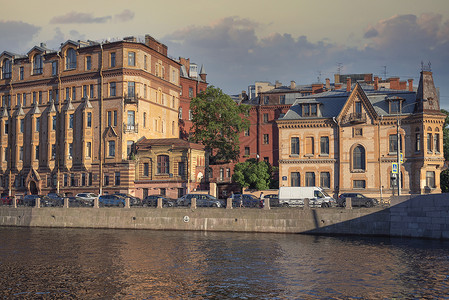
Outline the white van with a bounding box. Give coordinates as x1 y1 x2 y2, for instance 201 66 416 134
278 186 336 207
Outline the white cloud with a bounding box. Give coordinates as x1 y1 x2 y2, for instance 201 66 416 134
50 11 112 24
114 10 135 22
0 21 40 53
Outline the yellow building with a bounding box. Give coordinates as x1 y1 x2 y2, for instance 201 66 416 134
277 71 445 201
0 35 182 196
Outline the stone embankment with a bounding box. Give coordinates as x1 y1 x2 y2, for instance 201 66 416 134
0 194 447 239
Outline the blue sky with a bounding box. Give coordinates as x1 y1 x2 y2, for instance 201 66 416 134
1 0 448 108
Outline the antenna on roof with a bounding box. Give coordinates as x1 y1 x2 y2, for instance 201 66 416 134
421 61 432 72
337 63 343 75
382 65 387 79
317 71 322 83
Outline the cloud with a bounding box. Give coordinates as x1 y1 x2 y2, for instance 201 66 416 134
45 28 86 50
50 11 112 24
114 9 135 22
0 20 40 53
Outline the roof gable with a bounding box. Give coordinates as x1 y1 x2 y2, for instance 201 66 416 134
337 83 378 124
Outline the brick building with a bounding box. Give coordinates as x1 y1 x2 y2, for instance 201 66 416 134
277 70 445 201
0 35 196 197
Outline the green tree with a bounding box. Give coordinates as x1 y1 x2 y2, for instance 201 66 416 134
190 86 250 180
232 159 273 190
440 109 449 192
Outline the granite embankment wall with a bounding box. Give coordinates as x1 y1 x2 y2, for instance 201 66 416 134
0 194 448 239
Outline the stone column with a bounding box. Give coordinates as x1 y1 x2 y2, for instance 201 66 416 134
64 197 69 208
94 198 99 208
191 197 197 209
226 198 232 209
263 197 270 210
157 197 163 208
35 197 40 208
303 198 310 209
13 196 17 208
345 198 352 209
125 197 130 208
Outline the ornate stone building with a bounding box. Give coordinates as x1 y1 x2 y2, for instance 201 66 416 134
277 70 445 201
0 35 186 196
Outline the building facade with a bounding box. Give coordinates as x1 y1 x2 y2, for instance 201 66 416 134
0 35 185 196
277 71 445 201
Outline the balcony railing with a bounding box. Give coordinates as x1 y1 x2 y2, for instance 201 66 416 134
124 93 138 104
348 112 366 124
123 123 138 133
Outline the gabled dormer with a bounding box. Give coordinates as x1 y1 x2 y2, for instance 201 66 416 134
0 51 15 80
27 45 51 76
60 40 80 71
337 83 377 125
299 100 321 117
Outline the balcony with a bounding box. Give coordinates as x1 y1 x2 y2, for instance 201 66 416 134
348 112 366 124
124 93 138 104
123 123 138 133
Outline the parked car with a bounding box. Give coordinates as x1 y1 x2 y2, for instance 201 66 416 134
231 194 263 208
177 194 224 207
0 195 16 206
21 195 42 207
75 193 98 206
263 194 280 207
67 196 90 207
114 193 141 206
278 186 336 207
337 193 378 208
40 193 64 207
142 195 175 207
99 194 127 207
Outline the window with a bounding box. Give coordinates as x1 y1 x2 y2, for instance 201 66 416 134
305 137 314 155
263 113 269 123
52 61 58 76
178 162 185 176
310 104 317 116
87 112 92 128
107 111 112 126
90 84 94 99
36 117 40 132
320 172 330 189
64 174 68 187
86 142 91 158
263 134 269 144
244 147 250 156
19 146 23 161
127 141 134 157
320 136 329 155
189 87 193 98
81 173 86 186
19 67 24 80
172 96 175 108
160 188 166 196
72 86 76 100
20 119 24 133
127 111 135 130
66 87 70 100
415 128 421 152
51 144 56 159
33 54 43 75
113 111 117 126
244 128 250 136
355 101 362 114
353 128 363 137
83 85 87 99
68 143 73 158
88 173 93 186
144 85 147 98
434 133 440 153
108 141 115 157
2 59 11 79
66 48 77 70
291 137 299 155
128 82 135 98
49 90 53 102
157 155 169 174
143 112 146 128
226 168 231 178
35 145 39 160
353 145 366 170
389 134 402 153
128 52 135 66
426 171 435 188
110 52 116 67
38 91 42 104
69 114 74 129
52 116 57 130
264 96 269 104
110 82 116 97
178 107 183 119
115 172 120 185
305 172 315 186
104 174 109 186
353 180 366 189
4 121 8 134
427 133 432 152
143 163 149 177
219 168 224 180
86 56 91 70
189 110 193 121
71 173 75 186
280 95 285 104
291 172 300 186
144 55 147 70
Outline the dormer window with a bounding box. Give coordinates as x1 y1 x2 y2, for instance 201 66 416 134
2 58 12 79
388 97 403 114
66 48 77 70
302 103 318 117
33 54 43 75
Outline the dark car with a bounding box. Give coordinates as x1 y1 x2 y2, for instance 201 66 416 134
99 194 127 207
143 195 175 207
232 194 263 208
0 195 16 206
21 195 42 207
41 193 65 207
263 194 280 207
114 193 141 206
177 194 224 207
337 193 378 207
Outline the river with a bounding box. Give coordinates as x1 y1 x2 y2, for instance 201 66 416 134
0 227 448 299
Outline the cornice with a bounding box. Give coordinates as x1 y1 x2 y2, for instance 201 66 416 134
279 158 337 164
277 118 334 129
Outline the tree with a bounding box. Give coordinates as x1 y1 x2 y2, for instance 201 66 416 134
440 109 449 192
232 159 273 190
190 86 250 181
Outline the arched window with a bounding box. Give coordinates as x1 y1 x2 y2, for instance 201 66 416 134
2 58 11 79
33 54 43 74
157 155 169 174
353 145 365 171
66 48 77 70
415 127 421 152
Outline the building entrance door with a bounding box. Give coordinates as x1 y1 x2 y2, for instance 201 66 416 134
29 181 38 195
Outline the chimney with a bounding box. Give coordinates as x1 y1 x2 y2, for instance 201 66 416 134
325 78 330 90
374 76 379 90
389 77 400 90
346 77 351 92
290 81 296 90
275 81 282 88
408 79 413 91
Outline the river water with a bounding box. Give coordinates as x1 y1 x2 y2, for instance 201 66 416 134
0 227 448 299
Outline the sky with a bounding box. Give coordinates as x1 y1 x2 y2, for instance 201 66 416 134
1 0 448 108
